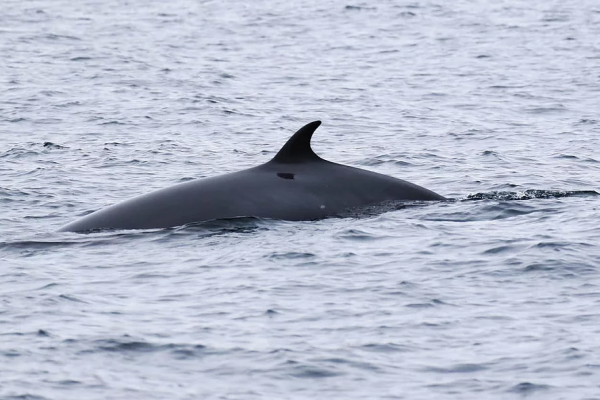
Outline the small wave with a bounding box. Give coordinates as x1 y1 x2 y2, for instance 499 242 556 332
334 200 431 219
96 340 156 353
361 156 412 167
80 338 207 359
53 217 271 238
423 202 542 222
406 299 448 309
553 154 598 163
99 121 126 125
0 240 81 251
45 33 81 41
288 362 342 378
268 252 316 260
577 118 597 125
360 343 410 353
178 216 271 233
522 260 596 275
316 357 380 372
344 5 376 11
465 189 599 201
508 382 551 394
424 363 488 374
0 187 30 200
43 142 67 150
58 294 88 303
334 228 380 241
523 105 567 114
399 11 417 17
0 147 40 159
482 244 526 255
2 395 50 400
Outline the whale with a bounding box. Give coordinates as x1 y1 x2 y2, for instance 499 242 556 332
59 121 445 232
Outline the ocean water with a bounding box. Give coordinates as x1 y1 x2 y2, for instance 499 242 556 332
1 0 600 399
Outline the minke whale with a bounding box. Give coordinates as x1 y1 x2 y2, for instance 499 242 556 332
59 121 445 232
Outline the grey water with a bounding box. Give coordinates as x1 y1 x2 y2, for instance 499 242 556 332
1 0 600 399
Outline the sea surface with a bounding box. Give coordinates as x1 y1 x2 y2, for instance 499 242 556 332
1 0 600 399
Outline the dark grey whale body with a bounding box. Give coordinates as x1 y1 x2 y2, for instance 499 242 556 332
59 121 445 232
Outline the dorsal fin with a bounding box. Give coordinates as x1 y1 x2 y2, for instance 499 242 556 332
271 121 323 164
